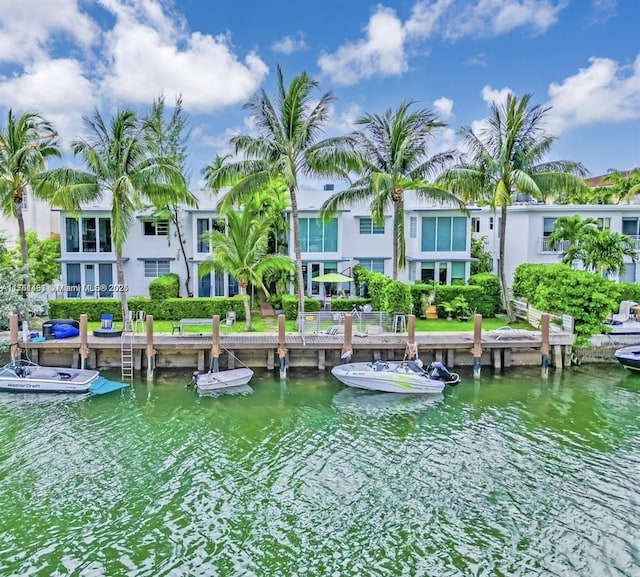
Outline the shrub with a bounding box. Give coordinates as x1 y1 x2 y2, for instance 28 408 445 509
352 265 371 297
149 273 180 300
367 272 392 310
382 280 412 314
330 298 370 311
468 273 502 316
616 282 640 304
281 295 321 320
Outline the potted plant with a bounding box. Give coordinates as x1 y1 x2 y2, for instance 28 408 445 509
439 301 455 321
451 295 471 322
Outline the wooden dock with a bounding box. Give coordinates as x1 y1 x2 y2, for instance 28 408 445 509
19 329 575 374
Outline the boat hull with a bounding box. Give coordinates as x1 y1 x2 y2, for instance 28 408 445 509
0 368 100 394
331 361 452 394
614 346 640 372
195 368 254 392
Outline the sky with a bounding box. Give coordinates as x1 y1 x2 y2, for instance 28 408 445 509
0 0 638 191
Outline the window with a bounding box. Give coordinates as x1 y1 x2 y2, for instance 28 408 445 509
143 220 169 236
197 219 210 253
66 264 81 298
81 218 96 252
489 217 494 230
471 218 480 233
451 262 465 284
66 218 79 252
421 216 467 251
359 217 385 235
421 262 435 283
595 217 611 230
543 217 557 238
99 264 113 297
300 218 338 252
99 218 112 252
358 259 385 274
409 217 417 239
623 218 639 236
408 261 416 281
144 260 171 277
21 192 28 210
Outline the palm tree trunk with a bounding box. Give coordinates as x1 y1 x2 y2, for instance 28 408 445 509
116 245 129 323
498 204 514 322
170 207 193 297
240 283 251 331
290 187 305 315
392 204 400 280
15 198 29 300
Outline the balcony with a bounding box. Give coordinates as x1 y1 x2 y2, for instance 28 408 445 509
540 235 640 253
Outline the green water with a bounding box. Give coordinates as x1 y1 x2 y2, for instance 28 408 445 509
1 365 639 577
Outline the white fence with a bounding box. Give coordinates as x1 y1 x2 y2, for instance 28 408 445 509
513 298 574 333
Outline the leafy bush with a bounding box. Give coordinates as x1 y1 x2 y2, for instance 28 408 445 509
281 295 321 320
616 282 640 304
149 273 180 300
352 265 371 297
367 272 392 310
48 296 246 321
330 298 370 311
513 263 621 342
382 280 412 314
468 273 502 316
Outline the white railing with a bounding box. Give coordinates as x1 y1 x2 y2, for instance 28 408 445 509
539 238 571 253
513 297 574 333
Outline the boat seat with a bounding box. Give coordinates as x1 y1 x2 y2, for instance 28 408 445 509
28 368 61 380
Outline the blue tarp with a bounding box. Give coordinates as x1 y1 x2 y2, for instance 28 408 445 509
52 324 80 339
89 377 129 395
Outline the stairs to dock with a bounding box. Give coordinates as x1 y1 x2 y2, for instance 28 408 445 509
121 321 134 379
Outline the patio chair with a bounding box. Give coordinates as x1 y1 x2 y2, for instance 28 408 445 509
611 300 638 323
224 311 237 331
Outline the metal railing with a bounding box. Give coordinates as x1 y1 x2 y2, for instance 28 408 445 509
297 310 393 344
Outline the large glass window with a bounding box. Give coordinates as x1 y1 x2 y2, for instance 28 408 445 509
623 218 639 236
66 264 81 298
358 259 385 274
66 218 79 252
143 220 169 236
421 262 435 283
451 262 466 284
99 264 113 297
144 260 171 277
620 263 636 283
81 218 96 252
299 218 338 252
543 217 557 238
99 218 112 252
408 261 416 281
359 217 384 235
197 219 210 253
198 272 211 297
422 216 467 251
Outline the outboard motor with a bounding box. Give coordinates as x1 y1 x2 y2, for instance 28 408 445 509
186 370 199 389
426 362 460 385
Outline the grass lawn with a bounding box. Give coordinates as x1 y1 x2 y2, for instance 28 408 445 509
74 315 531 335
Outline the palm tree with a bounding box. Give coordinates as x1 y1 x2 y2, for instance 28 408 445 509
0 110 60 297
564 228 637 278
199 204 295 331
321 101 463 279
44 109 196 320
143 95 198 297
439 93 589 320
547 215 598 254
602 169 640 204
203 67 351 313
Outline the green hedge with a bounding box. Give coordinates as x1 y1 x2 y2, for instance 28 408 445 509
409 284 492 317
468 273 502 316
330 298 370 311
281 295 321 320
367 272 392 310
616 282 640 304
48 296 246 322
149 273 180 299
382 280 412 314
512 263 620 341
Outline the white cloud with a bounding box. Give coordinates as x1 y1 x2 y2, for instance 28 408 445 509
404 0 453 40
467 53 488 67
433 96 454 119
326 103 363 134
100 0 268 112
318 6 406 85
0 0 98 64
443 0 566 40
271 33 307 55
589 0 617 25
0 58 96 145
433 126 458 154
546 55 640 134
468 85 515 137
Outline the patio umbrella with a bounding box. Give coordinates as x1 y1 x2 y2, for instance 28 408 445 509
312 272 353 283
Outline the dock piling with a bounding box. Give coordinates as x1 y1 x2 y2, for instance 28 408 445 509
278 314 287 379
342 314 353 363
473 314 483 378
405 314 417 359
211 315 220 372
9 314 19 361
79 314 89 369
541 313 550 377
146 315 155 381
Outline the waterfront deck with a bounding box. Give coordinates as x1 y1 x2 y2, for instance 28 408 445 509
18 329 575 374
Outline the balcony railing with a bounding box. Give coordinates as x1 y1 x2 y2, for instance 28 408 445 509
540 235 640 253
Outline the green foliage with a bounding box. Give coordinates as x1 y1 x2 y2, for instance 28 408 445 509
281 295 321 320
330 298 370 311
409 283 494 318
366 272 392 310
382 280 412 313
352 265 371 297
468 273 502 316
0 265 46 325
616 282 640 304
48 296 247 322
2 232 61 285
148 273 180 300
451 295 471 317
512 263 621 341
470 234 492 275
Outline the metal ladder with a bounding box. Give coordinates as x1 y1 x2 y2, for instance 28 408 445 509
121 320 134 379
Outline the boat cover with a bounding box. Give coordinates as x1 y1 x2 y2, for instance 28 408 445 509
52 324 80 339
89 377 129 395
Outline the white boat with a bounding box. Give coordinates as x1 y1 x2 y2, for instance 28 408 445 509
331 360 460 394
192 368 254 393
0 359 127 395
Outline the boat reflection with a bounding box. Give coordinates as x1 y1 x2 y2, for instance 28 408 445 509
332 387 444 416
0 392 90 407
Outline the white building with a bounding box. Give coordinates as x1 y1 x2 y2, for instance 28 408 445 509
0 190 60 247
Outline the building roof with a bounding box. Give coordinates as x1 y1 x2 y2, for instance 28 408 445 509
585 170 635 188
